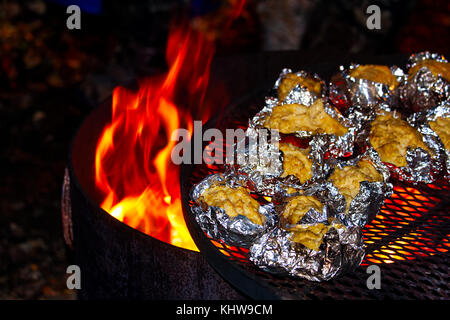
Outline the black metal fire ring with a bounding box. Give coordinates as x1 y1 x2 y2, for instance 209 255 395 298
67 96 245 299
180 58 450 300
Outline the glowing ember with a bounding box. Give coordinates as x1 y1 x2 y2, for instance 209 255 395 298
94 1 246 251
362 185 448 265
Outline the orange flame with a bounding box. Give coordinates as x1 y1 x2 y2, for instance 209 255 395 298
94 2 246 251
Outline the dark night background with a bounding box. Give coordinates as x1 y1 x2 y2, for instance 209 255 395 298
0 0 448 299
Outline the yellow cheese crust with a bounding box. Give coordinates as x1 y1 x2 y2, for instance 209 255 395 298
263 99 348 136
369 112 431 167
329 160 383 212
279 143 313 183
408 60 450 82
200 185 263 225
282 195 323 225
278 73 322 101
429 117 450 150
349 64 399 90
287 223 331 251
281 195 329 251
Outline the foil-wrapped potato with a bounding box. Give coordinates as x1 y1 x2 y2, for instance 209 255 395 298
408 59 450 82
277 72 323 102
263 99 348 136
349 64 399 90
369 111 431 167
199 185 264 225
400 53 450 113
329 159 383 212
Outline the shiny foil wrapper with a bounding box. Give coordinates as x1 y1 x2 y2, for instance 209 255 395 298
191 173 276 248
232 72 349 196
231 128 334 197
399 52 450 114
407 103 450 177
249 222 365 282
329 148 393 227
249 95 358 160
189 55 448 282
244 147 390 281
250 97 354 139
368 110 435 184
230 126 284 196
251 68 334 134
374 146 435 184
329 63 404 120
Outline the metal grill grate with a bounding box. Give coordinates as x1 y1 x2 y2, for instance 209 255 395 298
181 85 450 300
363 184 449 265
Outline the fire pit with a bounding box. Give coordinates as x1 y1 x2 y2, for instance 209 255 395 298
62 4 253 299
65 97 243 299
64 52 449 300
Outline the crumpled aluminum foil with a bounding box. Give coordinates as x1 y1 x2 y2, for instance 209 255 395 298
329 63 404 121
365 109 435 184
234 107 377 201
404 146 434 183
251 69 342 133
191 173 276 248
190 54 448 282
247 154 384 281
230 125 284 196
248 90 359 166
399 52 450 114
249 97 355 140
230 127 333 197
248 182 366 281
227 148 389 282
407 102 450 177
327 148 393 227
249 222 365 282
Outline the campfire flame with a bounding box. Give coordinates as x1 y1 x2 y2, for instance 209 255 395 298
94 1 246 251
